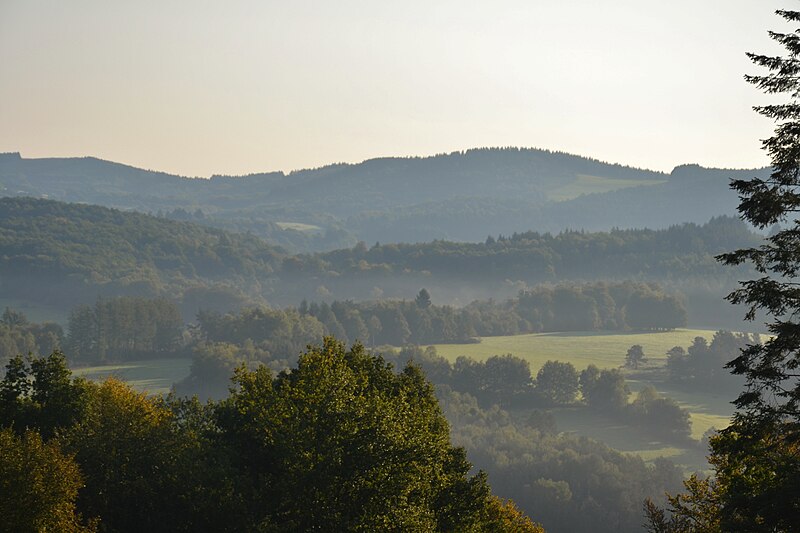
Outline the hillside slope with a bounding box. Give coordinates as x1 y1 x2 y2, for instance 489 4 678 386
0 197 283 315
0 197 761 328
1 148 757 251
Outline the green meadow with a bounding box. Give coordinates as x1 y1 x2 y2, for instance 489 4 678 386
428 328 721 371
430 329 743 472
548 174 666 201
550 406 713 474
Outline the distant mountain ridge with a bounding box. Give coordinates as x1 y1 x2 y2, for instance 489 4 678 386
0 148 769 251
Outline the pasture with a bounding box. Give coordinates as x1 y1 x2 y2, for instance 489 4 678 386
430 329 744 473
548 174 666 201
428 328 721 372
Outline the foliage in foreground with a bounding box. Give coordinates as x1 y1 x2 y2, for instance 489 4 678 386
0 346 543 532
647 8 800 532
0 427 95 532
438 387 684 533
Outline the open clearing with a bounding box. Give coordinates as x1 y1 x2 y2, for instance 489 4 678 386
429 328 721 372
548 174 666 201
431 328 743 473
550 380 733 473
71 330 741 473
549 407 713 474
72 358 192 396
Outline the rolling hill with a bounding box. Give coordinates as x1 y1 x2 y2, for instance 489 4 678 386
0 197 760 329
1 149 767 251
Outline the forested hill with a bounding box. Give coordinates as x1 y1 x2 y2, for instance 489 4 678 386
0 149 767 252
0 197 283 313
0 197 761 328
310 216 761 282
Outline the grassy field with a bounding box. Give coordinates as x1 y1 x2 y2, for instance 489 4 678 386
550 379 733 473
548 174 666 201
72 358 192 396
430 329 744 472
627 379 735 438
428 328 721 372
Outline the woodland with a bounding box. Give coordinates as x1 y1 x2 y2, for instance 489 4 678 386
4 6 800 532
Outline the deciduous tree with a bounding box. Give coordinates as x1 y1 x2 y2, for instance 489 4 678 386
536 360 579 404
217 337 529 531
0 428 95 532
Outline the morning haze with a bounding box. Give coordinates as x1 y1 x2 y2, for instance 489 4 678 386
0 0 784 177
3 2 800 533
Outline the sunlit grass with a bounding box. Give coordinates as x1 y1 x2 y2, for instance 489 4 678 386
428 329 722 371
550 406 713 474
548 174 666 201
627 379 735 439
432 329 744 473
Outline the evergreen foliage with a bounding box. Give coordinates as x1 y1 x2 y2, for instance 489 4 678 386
650 9 800 531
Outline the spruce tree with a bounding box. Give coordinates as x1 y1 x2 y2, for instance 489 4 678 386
712 8 800 530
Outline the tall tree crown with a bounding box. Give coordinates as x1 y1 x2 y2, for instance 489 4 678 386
719 8 800 426
710 9 800 531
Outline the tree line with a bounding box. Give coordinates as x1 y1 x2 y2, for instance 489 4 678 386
199 282 686 351
2 281 686 367
664 330 755 393
65 297 184 362
0 197 760 318
386 347 692 443
302 215 759 283
177 338 693 445
0 307 63 364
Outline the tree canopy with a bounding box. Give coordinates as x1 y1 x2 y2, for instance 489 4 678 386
0 345 543 532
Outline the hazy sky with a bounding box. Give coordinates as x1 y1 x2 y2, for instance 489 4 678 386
0 0 789 177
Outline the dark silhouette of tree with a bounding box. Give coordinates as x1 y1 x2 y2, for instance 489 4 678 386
650 9 800 532
415 288 432 309
1 307 27 328
717 8 800 433
624 344 646 369
580 365 629 411
536 360 579 404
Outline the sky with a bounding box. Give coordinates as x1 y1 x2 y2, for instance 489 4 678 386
0 0 789 177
